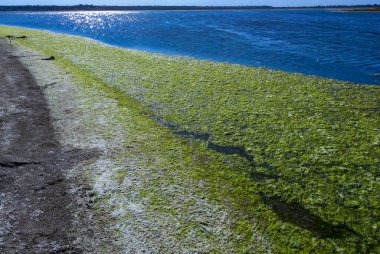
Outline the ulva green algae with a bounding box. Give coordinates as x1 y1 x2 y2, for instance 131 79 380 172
1 26 379 253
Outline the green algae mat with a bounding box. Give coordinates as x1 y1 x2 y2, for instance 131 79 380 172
1 26 379 253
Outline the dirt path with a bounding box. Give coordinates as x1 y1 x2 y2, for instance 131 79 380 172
0 42 93 253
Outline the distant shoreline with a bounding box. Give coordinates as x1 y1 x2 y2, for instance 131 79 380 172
343 7 380 12
0 5 379 12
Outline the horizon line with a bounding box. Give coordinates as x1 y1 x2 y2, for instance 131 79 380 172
1 4 379 7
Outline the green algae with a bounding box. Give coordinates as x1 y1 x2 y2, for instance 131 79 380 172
1 26 379 253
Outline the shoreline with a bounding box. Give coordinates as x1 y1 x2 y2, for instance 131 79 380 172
342 7 380 12
1 26 379 253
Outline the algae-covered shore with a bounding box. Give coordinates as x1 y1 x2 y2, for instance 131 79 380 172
0 26 379 253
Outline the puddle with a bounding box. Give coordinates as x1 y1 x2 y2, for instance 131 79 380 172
207 143 254 162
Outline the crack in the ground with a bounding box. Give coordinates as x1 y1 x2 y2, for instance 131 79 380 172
0 161 41 168
33 178 64 192
42 81 58 89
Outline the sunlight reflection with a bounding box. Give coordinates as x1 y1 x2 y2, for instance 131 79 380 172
61 11 140 31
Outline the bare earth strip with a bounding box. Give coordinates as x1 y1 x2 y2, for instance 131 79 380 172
0 42 94 252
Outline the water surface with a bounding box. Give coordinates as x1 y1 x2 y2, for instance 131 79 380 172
1 10 379 85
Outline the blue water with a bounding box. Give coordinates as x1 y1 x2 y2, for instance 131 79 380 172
1 10 379 85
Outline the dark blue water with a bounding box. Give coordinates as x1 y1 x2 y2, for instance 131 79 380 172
1 10 379 85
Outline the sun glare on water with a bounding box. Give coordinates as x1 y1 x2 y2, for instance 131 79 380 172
61 11 141 31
